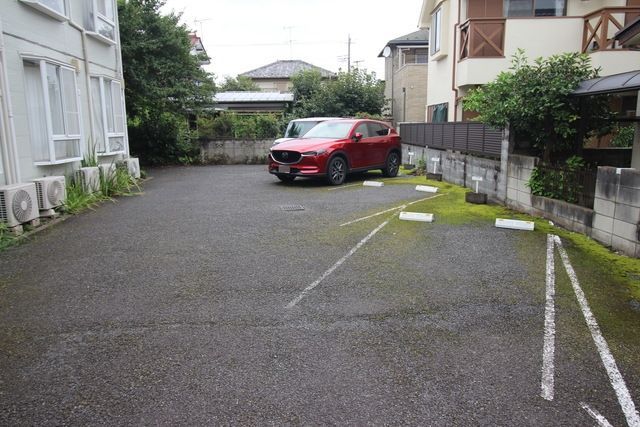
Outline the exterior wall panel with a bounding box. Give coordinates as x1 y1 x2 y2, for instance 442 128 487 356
0 0 128 182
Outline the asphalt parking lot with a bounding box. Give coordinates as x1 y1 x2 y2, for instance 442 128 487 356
0 165 638 425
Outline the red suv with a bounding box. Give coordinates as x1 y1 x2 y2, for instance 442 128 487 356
268 119 401 185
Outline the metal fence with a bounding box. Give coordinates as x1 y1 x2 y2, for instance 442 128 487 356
531 164 597 209
399 122 503 158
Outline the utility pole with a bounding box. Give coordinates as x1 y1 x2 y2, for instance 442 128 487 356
284 26 294 59
347 34 351 71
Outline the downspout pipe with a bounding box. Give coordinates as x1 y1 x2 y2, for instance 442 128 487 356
113 2 131 158
68 20 95 156
451 0 461 121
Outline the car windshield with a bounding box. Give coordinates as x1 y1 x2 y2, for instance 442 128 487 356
303 121 353 139
284 121 320 138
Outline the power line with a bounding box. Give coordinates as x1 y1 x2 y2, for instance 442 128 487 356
210 40 345 48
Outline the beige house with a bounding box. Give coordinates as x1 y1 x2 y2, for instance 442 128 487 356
0 0 131 186
418 0 640 122
240 60 335 93
379 29 429 125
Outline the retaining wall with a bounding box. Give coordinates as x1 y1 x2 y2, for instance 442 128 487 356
200 139 272 164
592 167 640 257
401 144 503 200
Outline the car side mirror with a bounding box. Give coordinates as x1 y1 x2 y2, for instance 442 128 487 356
353 133 363 142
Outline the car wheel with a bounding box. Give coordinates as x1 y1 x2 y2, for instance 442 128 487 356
382 152 400 177
277 174 296 183
327 156 347 185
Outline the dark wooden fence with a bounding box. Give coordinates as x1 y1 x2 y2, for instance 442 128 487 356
399 122 503 158
531 164 598 209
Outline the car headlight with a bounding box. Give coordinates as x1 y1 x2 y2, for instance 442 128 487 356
302 149 327 156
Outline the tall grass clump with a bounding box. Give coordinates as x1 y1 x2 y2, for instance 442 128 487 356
99 164 139 197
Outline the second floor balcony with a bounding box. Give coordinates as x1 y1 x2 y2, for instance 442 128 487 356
456 7 640 88
459 6 639 61
583 7 640 52
459 18 506 60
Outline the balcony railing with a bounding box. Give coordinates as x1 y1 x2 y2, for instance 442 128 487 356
583 7 640 52
459 18 506 60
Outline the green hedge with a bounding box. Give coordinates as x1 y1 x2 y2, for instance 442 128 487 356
197 113 286 139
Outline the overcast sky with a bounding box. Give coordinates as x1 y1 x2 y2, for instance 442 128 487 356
160 0 424 83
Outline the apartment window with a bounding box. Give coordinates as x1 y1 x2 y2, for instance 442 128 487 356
504 0 566 17
431 7 442 55
20 0 67 20
24 60 81 164
400 48 429 66
86 0 116 43
91 76 125 155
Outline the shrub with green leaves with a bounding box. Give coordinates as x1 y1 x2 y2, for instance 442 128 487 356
611 125 635 148
464 50 612 163
528 156 588 204
197 113 285 139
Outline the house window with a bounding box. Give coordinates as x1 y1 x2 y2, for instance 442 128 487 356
90 76 125 155
504 0 566 17
20 0 67 20
24 60 81 164
428 102 449 122
86 0 116 43
401 48 429 66
431 7 442 55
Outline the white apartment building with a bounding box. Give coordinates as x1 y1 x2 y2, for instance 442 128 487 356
419 0 640 122
0 0 129 186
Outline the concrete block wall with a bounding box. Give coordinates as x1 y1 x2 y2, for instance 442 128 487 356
506 155 537 212
200 139 272 164
401 144 503 200
592 167 640 257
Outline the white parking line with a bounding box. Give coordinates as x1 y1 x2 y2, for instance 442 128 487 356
541 234 556 401
555 236 640 427
286 219 390 308
339 205 405 227
580 402 614 427
327 183 361 191
339 194 444 227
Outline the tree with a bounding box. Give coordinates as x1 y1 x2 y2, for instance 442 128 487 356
290 69 385 118
118 0 215 164
464 50 612 163
218 75 259 92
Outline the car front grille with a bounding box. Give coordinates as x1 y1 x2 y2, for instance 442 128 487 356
271 150 302 164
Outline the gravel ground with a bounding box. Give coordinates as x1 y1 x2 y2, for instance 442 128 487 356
0 165 638 425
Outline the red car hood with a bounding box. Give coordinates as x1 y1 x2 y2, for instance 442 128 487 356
272 138 343 152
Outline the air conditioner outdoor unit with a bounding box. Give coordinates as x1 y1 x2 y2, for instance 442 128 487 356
99 163 116 180
119 157 140 179
75 167 100 193
0 183 39 228
32 176 66 211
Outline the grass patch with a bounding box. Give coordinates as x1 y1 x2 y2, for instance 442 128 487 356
63 165 141 214
0 223 18 250
380 173 640 300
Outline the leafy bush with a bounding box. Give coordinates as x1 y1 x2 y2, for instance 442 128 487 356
528 156 587 204
128 112 199 165
197 113 285 139
464 50 612 162
611 125 635 148
290 69 385 118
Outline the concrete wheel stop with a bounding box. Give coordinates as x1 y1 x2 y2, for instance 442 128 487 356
466 176 487 204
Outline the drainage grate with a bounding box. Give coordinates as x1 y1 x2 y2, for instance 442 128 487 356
280 205 305 211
